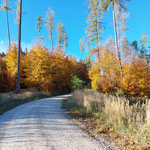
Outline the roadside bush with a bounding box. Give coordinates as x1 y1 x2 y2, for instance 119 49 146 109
71 76 85 90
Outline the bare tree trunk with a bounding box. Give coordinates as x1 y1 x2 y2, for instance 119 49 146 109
112 1 123 78
96 20 101 62
6 9 10 46
39 32 41 45
50 29 54 51
16 0 22 93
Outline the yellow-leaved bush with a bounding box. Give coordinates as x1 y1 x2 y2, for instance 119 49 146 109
4 44 25 90
24 45 88 93
89 45 150 97
89 47 121 93
0 44 88 93
121 59 150 97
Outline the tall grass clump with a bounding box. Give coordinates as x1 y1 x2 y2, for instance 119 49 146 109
73 89 150 148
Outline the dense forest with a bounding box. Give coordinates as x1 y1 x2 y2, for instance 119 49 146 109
0 0 150 98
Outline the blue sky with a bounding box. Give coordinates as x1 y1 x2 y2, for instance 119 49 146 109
0 0 150 60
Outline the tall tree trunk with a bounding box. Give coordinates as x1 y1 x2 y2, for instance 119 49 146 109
6 9 10 46
95 4 101 61
50 29 54 51
39 31 41 44
16 0 22 93
112 1 123 78
96 20 100 62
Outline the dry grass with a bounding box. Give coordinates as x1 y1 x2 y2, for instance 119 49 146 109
73 89 150 149
0 89 48 105
0 89 52 115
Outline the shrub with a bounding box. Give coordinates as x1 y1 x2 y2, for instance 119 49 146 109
71 76 85 90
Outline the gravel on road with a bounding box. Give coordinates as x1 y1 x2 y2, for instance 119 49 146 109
0 95 111 150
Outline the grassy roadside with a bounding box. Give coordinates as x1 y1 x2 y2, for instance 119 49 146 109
0 90 56 115
62 96 150 150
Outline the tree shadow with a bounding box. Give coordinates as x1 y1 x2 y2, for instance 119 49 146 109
0 95 79 147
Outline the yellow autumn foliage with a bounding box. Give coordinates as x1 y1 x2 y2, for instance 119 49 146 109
122 59 150 97
4 44 25 90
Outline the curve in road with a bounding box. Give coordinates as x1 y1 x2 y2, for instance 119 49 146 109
0 95 110 150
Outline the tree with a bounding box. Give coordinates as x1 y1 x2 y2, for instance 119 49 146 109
71 76 85 90
56 22 68 49
120 34 133 63
15 0 24 24
0 57 8 92
64 30 69 53
131 40 138 52
45 8 55 51
132 33 150 65
122 59 150 97
25 45 50 90
36 16 44 44
89 42 120 92
1 0 13 46
79 38 85 60
140 32 149 64
25 45 78 93
115 3 130 61
100 0 130 77
86 0 104 60
0 52 6 57
56 22 63 46
5 44 25 91
16 0 22 92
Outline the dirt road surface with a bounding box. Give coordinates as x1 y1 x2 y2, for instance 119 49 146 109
0 95 111 150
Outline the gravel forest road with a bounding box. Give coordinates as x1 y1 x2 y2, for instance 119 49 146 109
0 95 111 150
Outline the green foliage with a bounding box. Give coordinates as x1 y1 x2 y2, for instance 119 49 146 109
71 76 85 90
0 52 6 57
114 87 125 96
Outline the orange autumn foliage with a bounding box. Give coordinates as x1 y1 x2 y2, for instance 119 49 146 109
0 43 88 93
0 57 8 92
89 43 150 97
24 45 88 93
121 59 150 97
